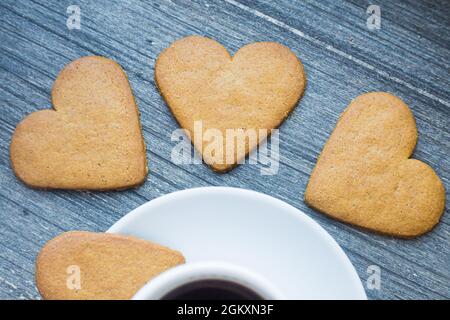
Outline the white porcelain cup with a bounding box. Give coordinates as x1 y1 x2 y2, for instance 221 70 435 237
132 261 284 300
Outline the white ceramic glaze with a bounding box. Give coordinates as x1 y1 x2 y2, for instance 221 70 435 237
133 261 284 300
108 187 366 300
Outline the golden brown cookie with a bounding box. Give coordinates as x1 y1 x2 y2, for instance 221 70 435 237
155 35 306 172
305 92 445 238
10 56 147 190
35 231 185 300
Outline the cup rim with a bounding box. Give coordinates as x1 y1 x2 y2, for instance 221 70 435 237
132 261 285 300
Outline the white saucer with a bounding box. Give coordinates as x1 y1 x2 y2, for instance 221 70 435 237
108 187 366 299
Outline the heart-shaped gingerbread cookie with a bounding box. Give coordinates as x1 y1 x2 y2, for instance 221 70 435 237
155 36 306 172
36 231 185 299
305 92 445 237
10 56 147 190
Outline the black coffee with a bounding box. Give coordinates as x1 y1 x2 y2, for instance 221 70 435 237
161 280 264 300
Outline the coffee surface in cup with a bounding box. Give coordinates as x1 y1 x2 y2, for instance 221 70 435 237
161 279 264 300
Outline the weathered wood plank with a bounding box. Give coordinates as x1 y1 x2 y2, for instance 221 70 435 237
0 0 448 299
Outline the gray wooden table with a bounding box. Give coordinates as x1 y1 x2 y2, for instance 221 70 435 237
0 0 449 300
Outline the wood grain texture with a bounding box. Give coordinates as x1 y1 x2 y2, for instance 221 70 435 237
0 0 448 300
